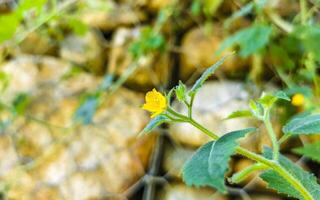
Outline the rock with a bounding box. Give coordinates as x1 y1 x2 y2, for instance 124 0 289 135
180 27 248 80
60 30 105 74
0 55 70 103
31 186 60 200
158 183 228 200
19 32 57 55
108 27 171 90
0 136 19 177
169 81 256 149
80 2 146 31
163 145 194 179
32 144 76 185
60 171 105 200
1 56 39 103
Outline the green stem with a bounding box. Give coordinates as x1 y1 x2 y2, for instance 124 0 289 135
186 117 313 200
263 110 279 161
230 163 269 184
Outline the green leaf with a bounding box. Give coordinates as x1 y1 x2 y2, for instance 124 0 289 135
283 114 320 135
259 94 277 108
274 91 290 101
225 110 253 120
139 115 169 136
249 100 264 119
260 148 320 199
208 127 257 192
182 141 216 188
67 17 88 36
182 128 256 192
175 81 187 102
12 93 30 115
0 13 20 44
293 26 320 61
189 55 230 97
203 0 223 17
217 24 272 57
293 141 320 163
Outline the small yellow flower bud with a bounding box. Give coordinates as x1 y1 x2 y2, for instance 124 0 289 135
291 93 305 107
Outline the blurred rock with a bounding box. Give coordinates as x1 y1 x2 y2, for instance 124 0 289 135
31 186 60 200
0 55 70 103
267 0 300 18
60 30 105 74
180 27 248 80
33 144 76 185
19 32 57 55
163 145 194 179
0 136 19 176
169 81 257 149
80 2 146 31
108 27 170 90
60 171 105 200
158 183 228 200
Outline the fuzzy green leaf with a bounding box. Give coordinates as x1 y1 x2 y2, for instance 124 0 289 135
274 91 291 101
283 114 320 135
225 110 253 120
182 141 216 188
182 128 256 192
217 24 272 57
260 148 320 199
249 100 264 119
208 127 257 193
175 81 187 102
139 115 169 136
189 55 229 97
293 142 320 163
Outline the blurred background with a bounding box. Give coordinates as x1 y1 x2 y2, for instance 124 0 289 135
0 0 319 199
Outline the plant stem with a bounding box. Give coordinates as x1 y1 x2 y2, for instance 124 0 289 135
186 117 313 200
263 110 279 161
188 118 219 140
230 163 269 184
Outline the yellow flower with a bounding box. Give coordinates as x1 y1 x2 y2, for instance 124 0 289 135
291 93 305 106
142 88 167 118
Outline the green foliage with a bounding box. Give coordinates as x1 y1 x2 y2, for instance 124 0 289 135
182 141 215 188
293 26 320 61
129 26 165 59
217 24 272 57
0 13 20 44
139 115 170 136
182 128 256 192
260 148 320 199
12 93 30 116
283 114 320 135
0 0 48 44
293 141 320 163
225 110 253 120
249 100 264 119
189 55 229 97
66 17 88 36
208 128 256 192
175 81 187 103
0 72 10 93
203 0 223 17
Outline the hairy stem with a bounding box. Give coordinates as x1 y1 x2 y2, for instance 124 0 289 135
230 163 269 184
263 110 279 161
